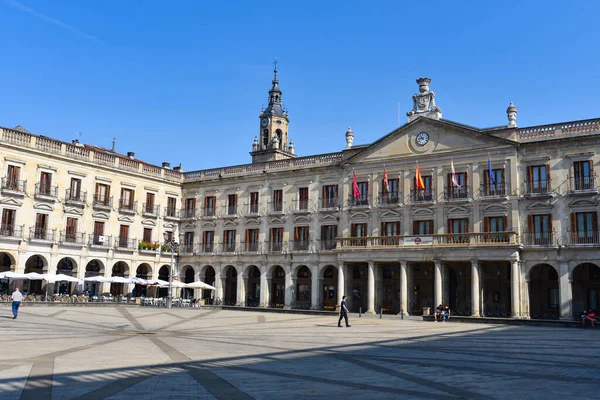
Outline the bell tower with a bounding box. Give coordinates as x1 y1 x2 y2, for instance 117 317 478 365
251 60 295 163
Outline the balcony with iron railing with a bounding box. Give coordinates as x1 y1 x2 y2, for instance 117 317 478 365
59 231 86 245
142 203 160 217
291 199 311 213
199 207 215 219
0 178 26 195
243 203 261 216
521 232 557 246
347 194 370 209
221 203 238 218
265 240 287 253
164 207 180 219
180 244 195 254
267 201 285 215
29 227 56 242
221 242 237 253
479 183 508 198
290 240 311 252
0 224 24 239
181 208 198 219
88 234 112 247
34 184 58 199
524 179 553 197
115 237 137 251
318 239 337 250
377 191 401 207
93 195 113 209
240 241 261 253
319 197 339 211
410 188 435 203
444 186 470 201
336 231 519 249
118 199 137 214
65 189 86 204
197 242 215 254
565 230 600 246
568 175 598 194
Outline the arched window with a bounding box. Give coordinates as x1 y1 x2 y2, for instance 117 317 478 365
262 129 269 148
275 129 283 149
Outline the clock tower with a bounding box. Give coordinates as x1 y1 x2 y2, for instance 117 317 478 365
250 62 295 163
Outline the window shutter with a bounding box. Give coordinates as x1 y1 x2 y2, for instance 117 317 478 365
593 212 598 232
483 217 490 232
527 166 533 185
334 185 338 197
571 213 576 233
465 219 470 233
464 171 468 189
502 216 508 231
447 173 451 187
447 219 452 233
545 165 551 190
381 222 385 236
528 215 534 232
548 215 553 232
412 221 418 234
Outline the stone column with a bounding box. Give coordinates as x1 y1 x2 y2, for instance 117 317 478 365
259 267 268 307
471 260 480 317
511 260 521 318
559 262 573 320
284 267 294 309
399 261 408 316
311 265 319 309
367 261 375 313
337 263 345 308
434 260 442 308
237 274 246 306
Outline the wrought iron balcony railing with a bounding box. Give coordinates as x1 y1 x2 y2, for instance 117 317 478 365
88 234 112 247
142 203 160 216
199 207 215 218
93 195 113 208
115 237 137 250
480 184 507 197
444 186 469 201
521 232 556 246
220 242 237 253
377 191 401 206
221 203 238 217
265 240 287 253
118 199 137 213
318 239 337 250
34 184 58 198
336 231 519 248
291 240 311 251
180 244 195 254
240 241 261 253
568 175 598 193
65 189 86 203
0 224 24 238
524 179 552 196
181 208 198 219
291 199 311 213
319 197 339 210
347 195 370 208
243 203 261 216
60 231 86 244
1 178 26 194
565 230 600 245
267 201 285 214
410 189 435 203
197 242 215 254
164 207 179 218
29 227 56 241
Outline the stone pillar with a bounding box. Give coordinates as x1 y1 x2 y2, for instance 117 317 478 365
434 260 442 308
284 266 294 309
471 260 480 317
375 264 383 312
367 261 375 313
260 267 269 307
337 263 345 307
399 261 408 316
237 275 246 306
511 260 521 318
311 265 319 309
559 262 573 320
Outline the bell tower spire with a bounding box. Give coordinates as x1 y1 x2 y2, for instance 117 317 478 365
251 59 295 163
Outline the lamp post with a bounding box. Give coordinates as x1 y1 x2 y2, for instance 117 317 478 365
163 232 180 309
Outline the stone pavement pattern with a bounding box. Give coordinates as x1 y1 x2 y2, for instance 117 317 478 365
0 306 597 399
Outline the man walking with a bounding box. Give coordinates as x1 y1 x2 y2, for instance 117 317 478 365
12 287 23 319
338 295 351 327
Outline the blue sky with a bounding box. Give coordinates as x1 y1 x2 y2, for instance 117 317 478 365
1 1 599 171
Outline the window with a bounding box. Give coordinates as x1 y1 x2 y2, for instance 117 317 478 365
69 178 81 200
6 165 20 189
93 221 104 236
298 187 309 210
95 183 110 205
548 288 559 309
381 221 400 245
413 220 433 235
272 190 283 212
527 214 552 245
34 213 48 239
483 169 506 196
294 226 309 250
448 218 469 244
143 228 152 243
321 225 337 250
322 185 338 208
203 231 214 252
120 188 134 209
571 212 598 244
249 192 259 214
165 231 173 242
167 197 177 217
39 172 52 196
119 225 130 246
145 192 155 213
1 209 16 235
381 178 399 204
66 217 78 241
227 194 237 215
483 216 509 243
269 227 284 251
203 196 214 217
245 229 259 251
446 172 467 199
352 182 369 206
185 198 197 218
184 232 194 251
350 223 367 246
223 230 236 252
573 161 593 190
527 165 550 194
414 175 433 201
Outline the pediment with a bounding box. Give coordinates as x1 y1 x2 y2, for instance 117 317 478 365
201 221 216 228
350 211 370 220
245 218 261 226
525 200 554 210
321 214 338 222
92 211 110 220
446 205 471 214
344 118 515 164
379 210 400 218
411 208 434 217
269 217 285 225
118 215 135 223
482 204 509 216
33 203 54 212
182 223 196 229
223 220 238 227
141 219 156 227
63 207 83 216
569 198 598 208
0 197 23 206
293 215 311 224
163 222 176 229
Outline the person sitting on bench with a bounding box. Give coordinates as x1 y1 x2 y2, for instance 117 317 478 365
443 305 451 322
586 310 596 329
435 304 444 322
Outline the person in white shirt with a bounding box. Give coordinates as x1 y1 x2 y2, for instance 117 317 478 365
12 288 23 319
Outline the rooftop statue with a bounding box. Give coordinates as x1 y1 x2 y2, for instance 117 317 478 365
407 78 442 122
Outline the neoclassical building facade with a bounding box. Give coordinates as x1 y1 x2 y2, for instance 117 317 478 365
1 70 599 319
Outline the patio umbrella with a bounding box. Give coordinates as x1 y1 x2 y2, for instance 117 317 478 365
110 276 133 284
170 281 188 288
130 277 150 285
148 279 169 286
185 280 216 290
42 274 81 283
23 272 45 280
0 271 28 279
83 276 113 283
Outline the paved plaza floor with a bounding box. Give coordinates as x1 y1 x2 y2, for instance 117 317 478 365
0 306 597 399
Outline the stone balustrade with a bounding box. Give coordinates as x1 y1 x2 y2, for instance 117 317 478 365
516 117 600 142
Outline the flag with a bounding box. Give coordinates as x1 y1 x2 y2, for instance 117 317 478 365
352 171 361 197
451 158 461 187
487 155 495 185
382 167 389 193
415 162 425 190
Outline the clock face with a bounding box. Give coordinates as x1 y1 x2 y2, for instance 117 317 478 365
416 132 429 146
261 118 269 127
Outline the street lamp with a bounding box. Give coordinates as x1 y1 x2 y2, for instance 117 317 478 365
163 231 181 309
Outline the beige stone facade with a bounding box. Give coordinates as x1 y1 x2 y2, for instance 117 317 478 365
1 76 599 320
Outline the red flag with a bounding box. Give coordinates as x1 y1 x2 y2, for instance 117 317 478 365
352 171 361 197
415 162 425 190
383 168 389 193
